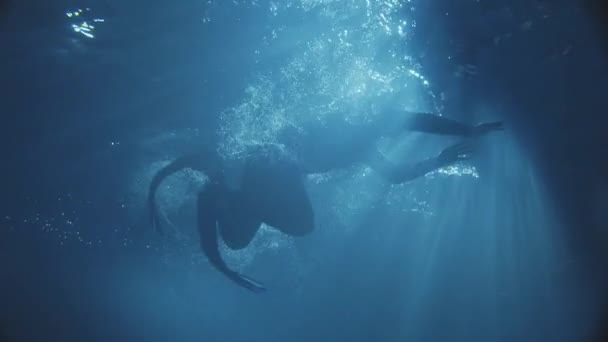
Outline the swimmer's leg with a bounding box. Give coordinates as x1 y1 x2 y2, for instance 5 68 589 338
261 176 315 237
370 141 474 184
241 156 315 237
148 151 224 236
218 190 263 250
197 184 266 293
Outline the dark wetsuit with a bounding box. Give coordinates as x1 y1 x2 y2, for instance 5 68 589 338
149 111 501 292
213 148 314 250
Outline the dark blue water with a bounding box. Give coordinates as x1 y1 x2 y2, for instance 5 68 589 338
1 1 607 341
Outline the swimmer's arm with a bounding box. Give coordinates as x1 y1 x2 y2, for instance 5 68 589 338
370 155 442 184
404 112 504 136
382 109 503 137
370 142 473 184
402 112 475 136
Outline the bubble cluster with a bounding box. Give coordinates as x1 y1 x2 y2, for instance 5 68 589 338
218 0 435 158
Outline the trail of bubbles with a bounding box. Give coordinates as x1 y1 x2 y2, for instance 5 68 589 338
217 0 436 158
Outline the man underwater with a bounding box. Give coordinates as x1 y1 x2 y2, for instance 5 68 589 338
148 109 503 292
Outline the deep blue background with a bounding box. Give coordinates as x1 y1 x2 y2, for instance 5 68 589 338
1 0 607 341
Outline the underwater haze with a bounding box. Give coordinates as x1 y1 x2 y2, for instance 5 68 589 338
1 0 607 341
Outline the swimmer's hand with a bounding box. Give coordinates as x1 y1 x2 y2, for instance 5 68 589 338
471 121 504 136
438 142 474 165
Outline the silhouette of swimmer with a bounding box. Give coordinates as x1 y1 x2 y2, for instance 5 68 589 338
148 111 503 292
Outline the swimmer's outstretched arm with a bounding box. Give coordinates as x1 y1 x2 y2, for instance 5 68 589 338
376 107 503 137
197 184 267 293
403 112 504 137
369 142 473 184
